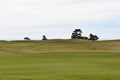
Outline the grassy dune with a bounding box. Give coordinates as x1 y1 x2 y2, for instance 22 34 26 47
0 39 120 80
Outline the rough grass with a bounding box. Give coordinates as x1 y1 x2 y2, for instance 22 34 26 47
0 39 120 80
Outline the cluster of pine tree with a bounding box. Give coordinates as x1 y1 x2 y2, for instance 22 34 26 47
71 29 99 41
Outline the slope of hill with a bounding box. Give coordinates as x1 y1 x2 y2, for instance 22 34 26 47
0 39 120 53
0 39 120 80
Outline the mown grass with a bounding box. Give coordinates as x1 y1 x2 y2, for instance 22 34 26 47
0 39 120 80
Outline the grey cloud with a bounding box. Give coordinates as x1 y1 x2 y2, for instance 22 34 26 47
0 0 120 40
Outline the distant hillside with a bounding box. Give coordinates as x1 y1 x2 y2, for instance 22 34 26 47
0 39 120 53
0 39 120 80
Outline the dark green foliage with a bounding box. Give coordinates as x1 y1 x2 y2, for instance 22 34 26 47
71 29 82 39
89 34 99 41
42 35 47 40
71 29 99 40
71 29 88 40
24 37 31 40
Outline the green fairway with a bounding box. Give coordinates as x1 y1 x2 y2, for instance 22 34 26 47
0 40 120 80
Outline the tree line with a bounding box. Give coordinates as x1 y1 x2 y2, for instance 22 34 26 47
24 29 99 41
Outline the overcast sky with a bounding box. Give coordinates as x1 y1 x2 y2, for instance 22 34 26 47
0 0 120 40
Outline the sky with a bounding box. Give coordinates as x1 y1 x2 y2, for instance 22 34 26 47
0 0 120 40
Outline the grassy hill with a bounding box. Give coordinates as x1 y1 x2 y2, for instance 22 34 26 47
0 39 120 80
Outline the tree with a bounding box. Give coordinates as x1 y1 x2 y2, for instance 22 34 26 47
42 35 47 40
89 34 99 41
71 29 82 39
24 37 31 40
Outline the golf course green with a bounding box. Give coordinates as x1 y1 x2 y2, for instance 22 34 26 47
0 39 120 80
